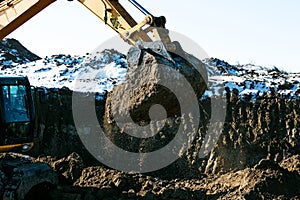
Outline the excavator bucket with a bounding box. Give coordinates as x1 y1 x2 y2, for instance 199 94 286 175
107 35 208 123
104 0 208 121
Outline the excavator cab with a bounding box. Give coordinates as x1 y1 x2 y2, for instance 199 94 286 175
0 76 35 152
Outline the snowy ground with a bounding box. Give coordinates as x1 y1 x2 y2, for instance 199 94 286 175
0 49 127 95
204 58 300 98
1 39 299 99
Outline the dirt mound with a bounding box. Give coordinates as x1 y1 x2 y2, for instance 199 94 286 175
36 153 85 183
73 166 206 200
202 157 300 199
38 154 300 199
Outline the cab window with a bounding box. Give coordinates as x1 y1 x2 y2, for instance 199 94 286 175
2 85 30 123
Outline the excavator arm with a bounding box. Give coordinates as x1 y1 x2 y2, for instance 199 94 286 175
0 0 171 46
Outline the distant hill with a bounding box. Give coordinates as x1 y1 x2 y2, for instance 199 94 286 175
0 38 40 67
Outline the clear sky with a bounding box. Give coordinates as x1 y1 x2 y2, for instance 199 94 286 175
7 0 300 72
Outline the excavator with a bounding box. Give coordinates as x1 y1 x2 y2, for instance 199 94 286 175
0 0 207 199
0 0 207 152
1 0 178 52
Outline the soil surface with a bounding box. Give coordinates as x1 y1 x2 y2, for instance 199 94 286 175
25 87 300 200
29 153 300 200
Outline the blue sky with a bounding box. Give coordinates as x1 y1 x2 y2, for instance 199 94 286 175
7 0 300 72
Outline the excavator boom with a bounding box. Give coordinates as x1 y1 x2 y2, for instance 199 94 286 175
0 0 55 40
0 0 158 43
0 0 136 40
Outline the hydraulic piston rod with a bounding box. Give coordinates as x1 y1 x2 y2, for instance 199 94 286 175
128 0 152 16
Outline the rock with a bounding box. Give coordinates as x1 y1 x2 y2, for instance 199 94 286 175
51 152 85 183
280 155 300 174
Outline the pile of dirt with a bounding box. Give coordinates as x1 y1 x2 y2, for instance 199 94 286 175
202 158 300 199
31 153 300 200
35 152 85 183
